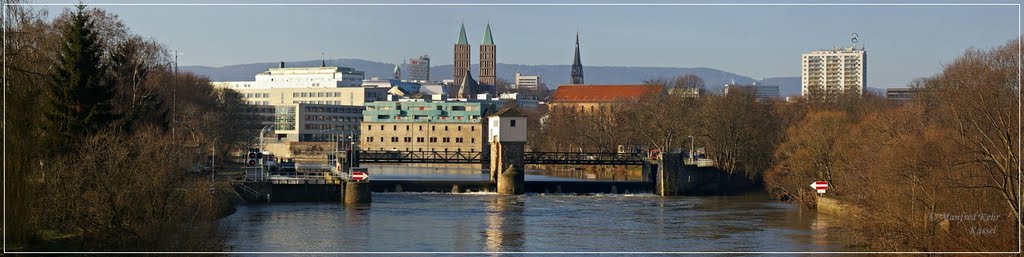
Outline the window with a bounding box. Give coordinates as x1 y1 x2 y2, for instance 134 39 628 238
458 126 462 131
406 125 410 130
380 125 384 130
404 137 412 142
511 120 516 127
431 126 435 131
471 138 475 143
429 137 437 143
456 138 463 143
444 126 448 131
471 126 475 131
442 137 450 143
366 137 374 142
417 137 424 143
391 137 399 142
419 126 423 131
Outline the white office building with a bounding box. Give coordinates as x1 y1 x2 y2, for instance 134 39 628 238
216 62 366 90
801 47 866 97
514 72 542 90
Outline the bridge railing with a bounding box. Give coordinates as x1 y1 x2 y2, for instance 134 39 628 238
522 152 646 165
358 150 485 163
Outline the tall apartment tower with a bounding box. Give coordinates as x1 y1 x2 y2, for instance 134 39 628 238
570 33 584 84
801 47 866 98
453 23 471 86
479 23 497 91
407 55 430 81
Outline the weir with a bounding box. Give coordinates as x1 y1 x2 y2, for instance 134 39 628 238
235 107 743 203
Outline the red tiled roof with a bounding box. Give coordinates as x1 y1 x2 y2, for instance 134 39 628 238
550 84 664 103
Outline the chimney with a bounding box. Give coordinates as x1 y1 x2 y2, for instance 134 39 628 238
279 61 285 68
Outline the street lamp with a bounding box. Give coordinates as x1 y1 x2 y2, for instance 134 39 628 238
688 135 695 161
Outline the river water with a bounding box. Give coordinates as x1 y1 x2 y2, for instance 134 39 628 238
221 164 850 253
220 193 851 253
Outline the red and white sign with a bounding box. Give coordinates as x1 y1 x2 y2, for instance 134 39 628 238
351 171 369 181
809 180 828 194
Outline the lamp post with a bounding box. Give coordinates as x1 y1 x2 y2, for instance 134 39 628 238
259 125 272 181
688 135 694 161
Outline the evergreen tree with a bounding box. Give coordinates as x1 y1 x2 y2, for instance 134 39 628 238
42 5 117 152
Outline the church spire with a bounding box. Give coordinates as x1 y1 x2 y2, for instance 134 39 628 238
571 33 584 84
457 22 469 45
482 22 494 45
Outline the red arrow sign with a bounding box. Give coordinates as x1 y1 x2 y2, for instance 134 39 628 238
809 180 828 193
351 171 369 181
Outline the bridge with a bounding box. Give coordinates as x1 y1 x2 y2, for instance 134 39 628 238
355 150 647 166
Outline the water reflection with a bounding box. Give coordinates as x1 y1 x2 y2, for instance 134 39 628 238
484 196 526 252
222 192 854 252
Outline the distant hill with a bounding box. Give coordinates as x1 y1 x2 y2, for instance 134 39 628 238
181 58 803 95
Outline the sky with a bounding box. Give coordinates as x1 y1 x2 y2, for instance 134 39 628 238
28 0 1022 88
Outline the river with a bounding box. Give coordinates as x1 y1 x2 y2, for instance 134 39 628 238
220 192 851 253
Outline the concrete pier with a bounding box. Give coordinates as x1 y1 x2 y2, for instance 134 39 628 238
344 182 372 205
497 165 524 195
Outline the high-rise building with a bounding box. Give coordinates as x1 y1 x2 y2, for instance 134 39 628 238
408 55 430 81
453 23 471 87
801 47 866 98
479 23 497 90
570 33 585 85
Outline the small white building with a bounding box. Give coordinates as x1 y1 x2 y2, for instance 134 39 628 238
488 108 527 143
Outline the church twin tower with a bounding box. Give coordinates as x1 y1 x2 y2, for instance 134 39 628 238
452 23 586 97
453 23 496 96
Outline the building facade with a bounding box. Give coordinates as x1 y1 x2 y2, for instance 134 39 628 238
801 47 867 98
248 103 364 142
408 55 431 81
453 23 472 87
479 23 497 89
360 101 489 152
885 87 916 102
215 86 388 106
514 72 541 90
723 83 781 100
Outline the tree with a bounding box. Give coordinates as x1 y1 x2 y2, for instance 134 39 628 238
41 4 117 153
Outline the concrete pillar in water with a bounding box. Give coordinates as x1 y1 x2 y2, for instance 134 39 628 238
497 165 524 195
657 153 685 196
344 182 372 205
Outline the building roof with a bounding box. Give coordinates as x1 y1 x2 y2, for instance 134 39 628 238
550 84 664 103
490 106 527 117
457 23 469 45
482 23 494 45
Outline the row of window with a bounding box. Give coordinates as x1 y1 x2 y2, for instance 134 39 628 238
367 124 476 131
303 106 360 113
304 124 358 131
373 115 474 121
374 147 477 152
305 115 361 122
245 93 271 98
294 92 344 98
366 136 475 144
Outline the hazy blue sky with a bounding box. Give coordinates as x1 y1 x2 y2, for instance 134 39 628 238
30 0 1020 87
